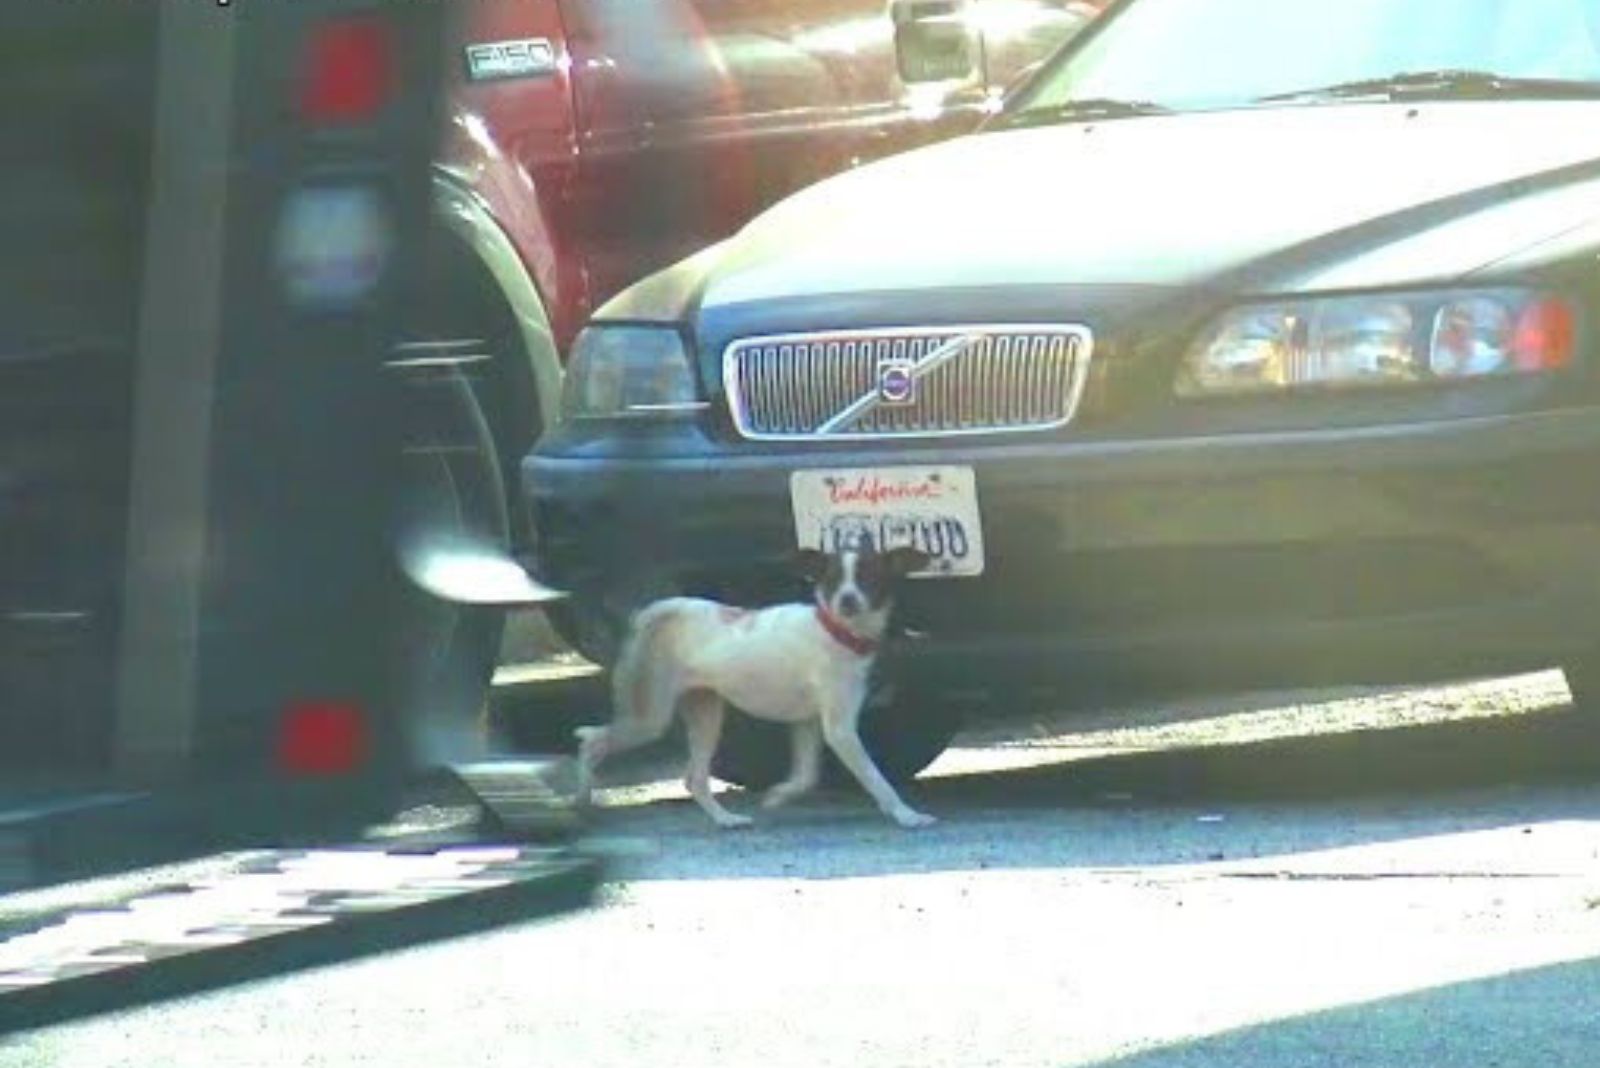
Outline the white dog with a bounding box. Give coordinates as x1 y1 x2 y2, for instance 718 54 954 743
573 543 936 829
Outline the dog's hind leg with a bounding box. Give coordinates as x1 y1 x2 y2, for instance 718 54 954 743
573 683 680 802
573 714 676 807
761 720 823 810
681 690 752 829
571 725 610 806
573 607 682 805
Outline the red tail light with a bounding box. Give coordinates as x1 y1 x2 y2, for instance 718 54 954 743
1512 297 1576 372
278 700 369 776
300 17 394 125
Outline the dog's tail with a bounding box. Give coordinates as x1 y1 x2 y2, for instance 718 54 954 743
574 600 680 751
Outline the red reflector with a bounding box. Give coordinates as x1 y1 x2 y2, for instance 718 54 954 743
1513 297 1576 371
278 701 369 776
300 18 393 124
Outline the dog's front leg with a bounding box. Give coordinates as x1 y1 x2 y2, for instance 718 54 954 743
819 691 936 829
762 720 823 810
681 691 753 829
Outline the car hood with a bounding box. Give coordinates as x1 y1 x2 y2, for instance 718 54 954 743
697 101 1600 310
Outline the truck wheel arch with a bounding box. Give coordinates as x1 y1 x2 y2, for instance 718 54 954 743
428 170 565 462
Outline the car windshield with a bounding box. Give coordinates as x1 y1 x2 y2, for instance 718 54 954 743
1009 0 1600 120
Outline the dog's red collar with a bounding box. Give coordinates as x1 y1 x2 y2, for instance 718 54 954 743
814 604 878 657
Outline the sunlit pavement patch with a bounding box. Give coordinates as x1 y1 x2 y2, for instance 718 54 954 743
0 844 599 1034
926 670 1573 779
573 672 1575 810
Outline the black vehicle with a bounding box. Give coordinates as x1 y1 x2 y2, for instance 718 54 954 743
526 0 1600 782
0 2 547 887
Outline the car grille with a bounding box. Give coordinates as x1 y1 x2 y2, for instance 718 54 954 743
722 323 1093 440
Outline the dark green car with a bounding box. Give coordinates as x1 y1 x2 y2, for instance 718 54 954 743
529 0 1600 782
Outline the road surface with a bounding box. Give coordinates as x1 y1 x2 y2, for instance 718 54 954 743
5 671 1600 1067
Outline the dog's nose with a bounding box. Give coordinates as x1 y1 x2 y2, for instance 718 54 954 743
837 592 863 617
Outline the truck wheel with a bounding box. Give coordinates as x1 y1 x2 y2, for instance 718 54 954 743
546 570 687 668
392 257 524 763
712 682 963 790
407 223 542 549
392 580 505 765
389 363 511 763
544 599 628 668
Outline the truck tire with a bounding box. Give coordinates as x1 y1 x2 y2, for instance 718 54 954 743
392 230 533 763
544 599 628 668
712 681 963 789
411 222 543 546
546 563 689 668
389 360 511 764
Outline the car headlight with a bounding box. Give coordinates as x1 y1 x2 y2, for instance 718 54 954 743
1177 288 1576 396
559 325 701 421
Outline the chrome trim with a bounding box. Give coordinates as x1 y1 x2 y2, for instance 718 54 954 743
5 610 92 625
464 38 558 82
816 333 978 434
722 323 1093 441
626 400 712 414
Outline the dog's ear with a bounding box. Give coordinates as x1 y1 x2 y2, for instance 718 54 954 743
794 548 830 582
884 546 932 577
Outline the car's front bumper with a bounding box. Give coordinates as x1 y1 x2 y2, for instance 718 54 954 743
526 405 1600 695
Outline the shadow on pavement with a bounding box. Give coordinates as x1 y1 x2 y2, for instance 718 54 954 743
580 701 1600 882
1094 954 1600 1068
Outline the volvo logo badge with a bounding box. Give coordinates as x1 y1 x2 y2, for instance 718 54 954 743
877 358 916 405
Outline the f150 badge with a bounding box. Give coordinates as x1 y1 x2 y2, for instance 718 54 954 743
465 38 557 81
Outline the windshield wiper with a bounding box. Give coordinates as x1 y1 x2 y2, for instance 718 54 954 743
1257 68 1600 105
993 97 1171 130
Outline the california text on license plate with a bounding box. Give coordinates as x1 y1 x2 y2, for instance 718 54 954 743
790 466 984 577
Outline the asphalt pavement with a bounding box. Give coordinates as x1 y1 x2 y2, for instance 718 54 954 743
4 670 1600 1067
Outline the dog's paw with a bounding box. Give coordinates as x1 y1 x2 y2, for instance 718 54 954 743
714 813 755 830
893 809 937 829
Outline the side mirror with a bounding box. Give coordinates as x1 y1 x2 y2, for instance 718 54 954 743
891 0 981 85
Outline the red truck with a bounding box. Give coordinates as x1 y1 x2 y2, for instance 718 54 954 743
415 0 1102 691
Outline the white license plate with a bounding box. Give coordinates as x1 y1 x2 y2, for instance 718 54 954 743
790 465 983 577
